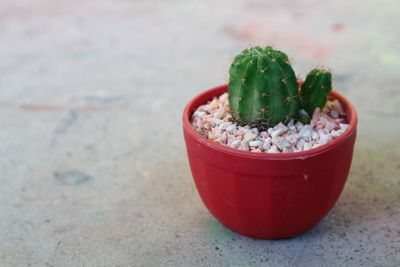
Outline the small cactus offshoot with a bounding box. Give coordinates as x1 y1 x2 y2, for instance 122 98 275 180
228 46 300 128
300 68 333 116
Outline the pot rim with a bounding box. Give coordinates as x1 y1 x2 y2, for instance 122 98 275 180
183 84 357 160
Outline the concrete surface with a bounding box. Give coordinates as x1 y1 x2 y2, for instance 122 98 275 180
1 0 399 266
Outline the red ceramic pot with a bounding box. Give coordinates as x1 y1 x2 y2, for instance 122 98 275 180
183 84 357 239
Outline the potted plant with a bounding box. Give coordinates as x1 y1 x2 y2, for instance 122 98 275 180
182 46 357 239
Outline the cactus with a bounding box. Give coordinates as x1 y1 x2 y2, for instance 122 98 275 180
228 46 300 129
300 68 332 116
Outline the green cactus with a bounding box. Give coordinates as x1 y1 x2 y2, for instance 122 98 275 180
228 46 300 129
300 68 332 116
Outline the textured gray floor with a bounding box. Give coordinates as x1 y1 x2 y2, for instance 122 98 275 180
1 0 399 266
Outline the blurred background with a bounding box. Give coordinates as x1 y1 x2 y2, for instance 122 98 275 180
0 0 399 266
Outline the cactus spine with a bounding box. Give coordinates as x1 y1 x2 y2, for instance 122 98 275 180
228 46 300 128
300 69 332 116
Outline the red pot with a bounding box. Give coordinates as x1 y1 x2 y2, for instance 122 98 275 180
183 84 357 239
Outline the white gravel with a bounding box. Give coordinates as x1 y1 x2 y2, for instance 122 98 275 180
191 92 349 153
